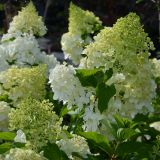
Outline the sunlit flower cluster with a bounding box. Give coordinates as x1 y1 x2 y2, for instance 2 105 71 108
57 134 90 159
49 64 90 110
3 148 46 160
69 3 102 35
0 65 46 104
80 13 156 119
0 32 58 72
61 33 86 65
61 3 102 65
9 98 63 149
83 106 103 132
8 2 47 36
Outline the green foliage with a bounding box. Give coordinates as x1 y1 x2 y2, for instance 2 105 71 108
0 94 11 103
76 69 104 87
0 132 25 155
0 132 16 141
42 143 69 160
0 143 12 154
79 132 112 155
116 142 153 159
96 83 116 113
76 68 115 113
79 115 160 159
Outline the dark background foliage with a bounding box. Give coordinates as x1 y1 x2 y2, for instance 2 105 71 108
0 0 159 54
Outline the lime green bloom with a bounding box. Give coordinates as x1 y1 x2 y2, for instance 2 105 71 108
81 13 154 69
61 3 102 64
9 99 63 150
80 13 156 119
69 2 102 35
3 148 46 160
8 1 47 36
150 58 160 78
0 65 46 105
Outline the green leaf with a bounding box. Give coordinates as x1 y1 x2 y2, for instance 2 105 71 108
96 83 116 113
0 132 16 141
0 143 12 154
14 142 25 148
76 69 104 87
114 115 126 128
104 68 113 81
79 132 112 155
60 106 69 117
116 141 153 159
134 113 160 124
42 143 69 160
117 128 139 141
0 94 9 102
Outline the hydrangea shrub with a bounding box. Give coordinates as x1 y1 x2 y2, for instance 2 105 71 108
0 2 160 160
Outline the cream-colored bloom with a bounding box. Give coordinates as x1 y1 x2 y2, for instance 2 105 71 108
0 33 58 72
61 33 84 65
61 3 102 65
80 13 156 119
4 148 46 160
49 64 90 109
8 2 47 36
150 58 160 78
150 121 160 132
57 134 90 159
0 65 46 105
9 99 62 150
69 3 102 35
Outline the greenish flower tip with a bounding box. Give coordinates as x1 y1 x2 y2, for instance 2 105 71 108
69 2 102 35
113 12 155 51
84 12 154 57
8 1 47 36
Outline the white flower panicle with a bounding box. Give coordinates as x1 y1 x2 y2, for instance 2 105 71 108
61 33 85 65
57 134 90 159
49 64 90 110
0 102 10 131
0 33 41 68
61 3 102 65
8 2 47 36
0 33 58 72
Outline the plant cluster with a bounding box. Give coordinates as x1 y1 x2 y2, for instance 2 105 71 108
0 1 160 160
